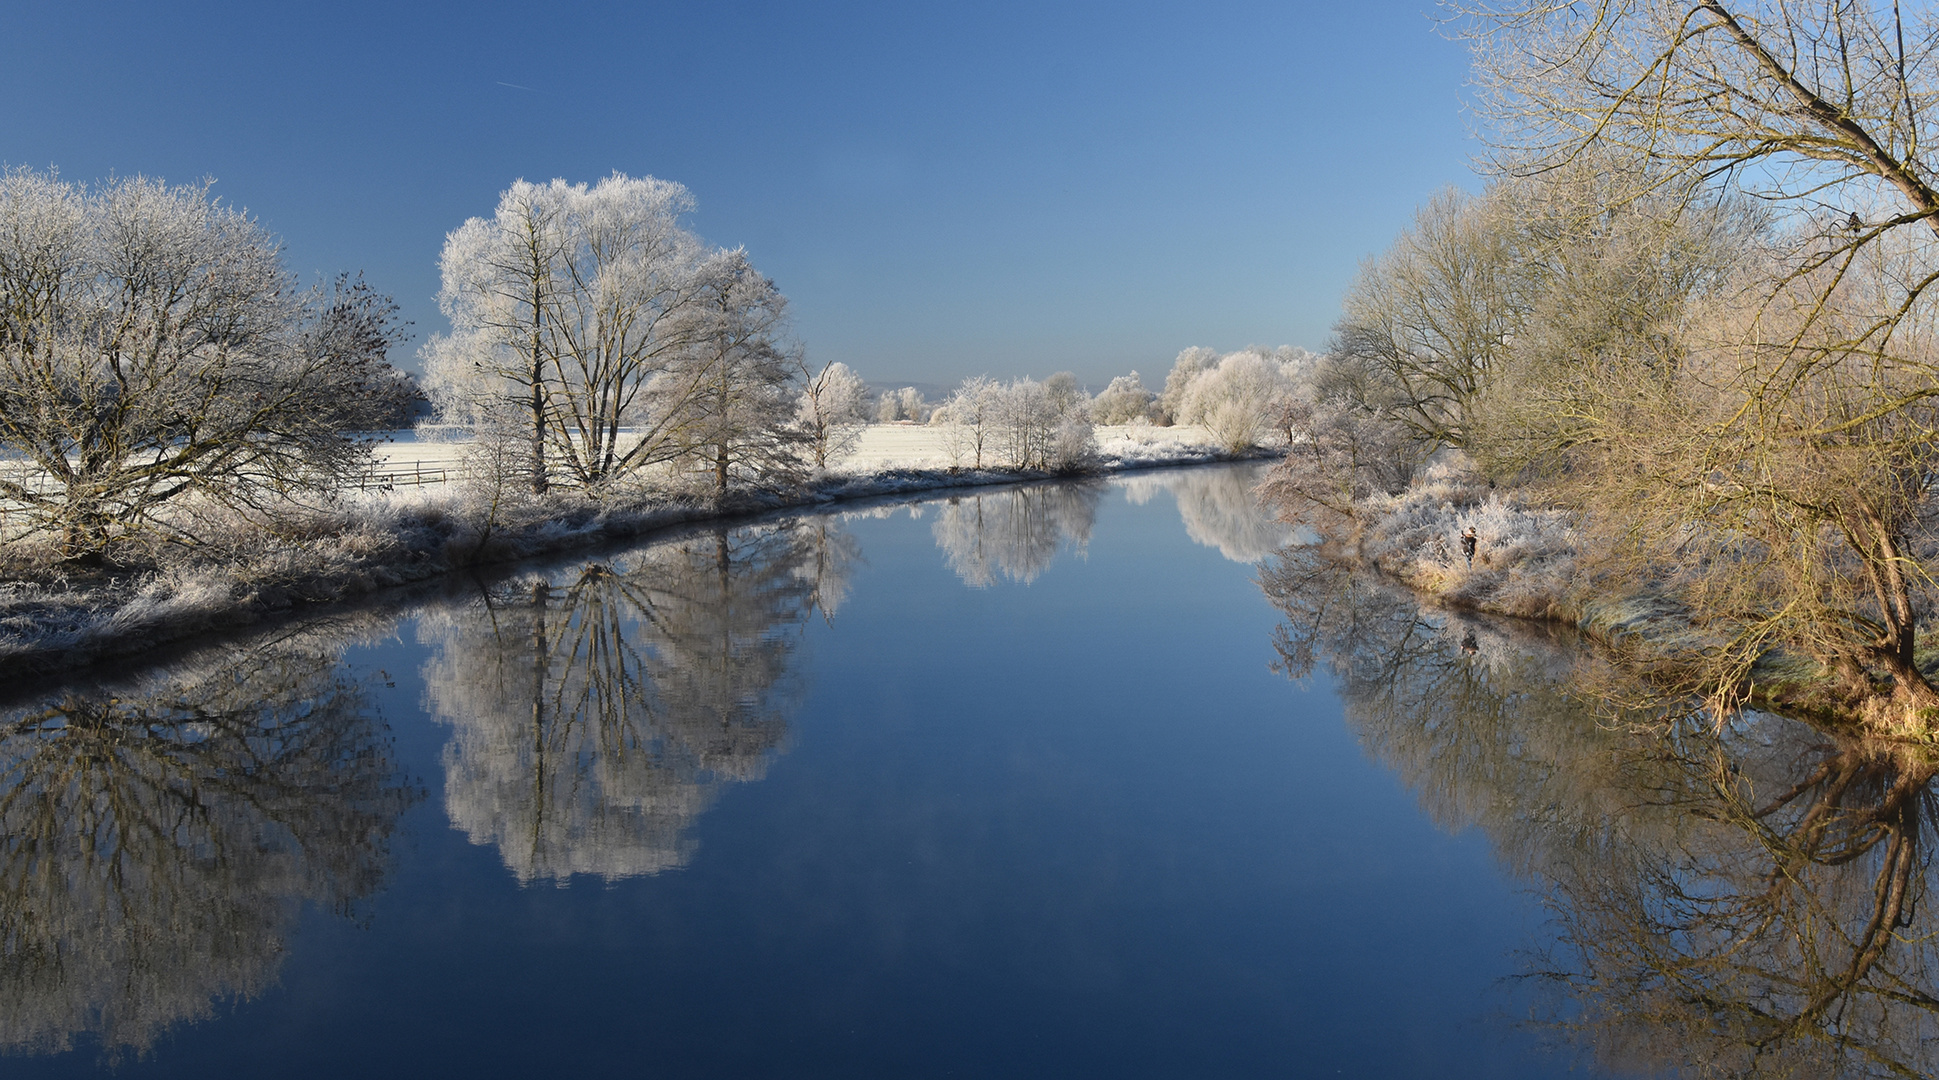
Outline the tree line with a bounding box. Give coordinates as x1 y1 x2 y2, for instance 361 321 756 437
0 164 1320 568
1264 0 1939 735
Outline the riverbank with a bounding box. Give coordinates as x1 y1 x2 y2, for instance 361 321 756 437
1289 459 1915 733
1286 460 1745 692
0 425 1270 680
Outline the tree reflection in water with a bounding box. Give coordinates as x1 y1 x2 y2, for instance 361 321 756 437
419 520 854 884
0 627 414 1059
1261 545 1939 1078
1116 463 1299 564
929 482 1100 586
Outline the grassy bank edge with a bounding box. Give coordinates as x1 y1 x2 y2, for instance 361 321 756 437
1292 464 1906 735
0 446 1277 682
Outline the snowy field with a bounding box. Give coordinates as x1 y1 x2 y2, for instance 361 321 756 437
833 422 1227 471
365 423 1232 483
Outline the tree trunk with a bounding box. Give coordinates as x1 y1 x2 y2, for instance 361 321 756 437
529 344 548 496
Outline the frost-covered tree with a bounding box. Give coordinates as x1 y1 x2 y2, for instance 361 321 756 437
875 386 927 423
422 178 570 493
795 360 870 468
424 173 707 493
1045 373 1096 467
1158 346 1220 424
1332 187 1524 450
942 376 1001 468
0 171 408 557
989 375 1094 471
1175 349 1298 451
663 249 803 495
1043 371 1087 417
1090 371 1156 425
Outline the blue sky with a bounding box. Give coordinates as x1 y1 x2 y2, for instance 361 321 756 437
1 0 1477 387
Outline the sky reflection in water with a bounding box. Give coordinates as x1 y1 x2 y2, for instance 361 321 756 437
3 464 1919 1077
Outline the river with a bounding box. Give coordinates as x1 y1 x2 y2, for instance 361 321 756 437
0 463 1925 1078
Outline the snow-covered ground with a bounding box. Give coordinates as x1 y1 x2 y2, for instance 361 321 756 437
0 422 1276 678
833 422 1229 471
366 423 1231 479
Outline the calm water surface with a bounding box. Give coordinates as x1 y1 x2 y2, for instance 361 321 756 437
2 465 1925 1077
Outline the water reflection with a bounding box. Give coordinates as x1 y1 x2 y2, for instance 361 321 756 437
418 521 852 883
1116 465 1300 563
0 627 413 1059
928 483 1101 586
1261 547 1939 1078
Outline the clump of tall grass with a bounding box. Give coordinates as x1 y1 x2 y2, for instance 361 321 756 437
1339 458 1584 621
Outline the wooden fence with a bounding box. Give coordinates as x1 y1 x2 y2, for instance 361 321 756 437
0 458 478 497
351 459 477 490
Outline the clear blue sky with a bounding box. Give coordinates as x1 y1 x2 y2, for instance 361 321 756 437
1 0 1477 388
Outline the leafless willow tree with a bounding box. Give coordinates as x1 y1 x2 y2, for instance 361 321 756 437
0 170 408 557
1333 188 1525 450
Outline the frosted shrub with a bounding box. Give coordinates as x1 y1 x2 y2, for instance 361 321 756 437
1179 352 1297 451
876 387 928 423
1262 399 1431 517
1357 479 1583 619
1161 346 1312 449
1091 372 1156 425
993 377 1093 471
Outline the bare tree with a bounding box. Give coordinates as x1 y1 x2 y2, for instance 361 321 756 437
1459 0 1939 437
1446 2 1939 729
0 171 407 557
795 359 870 468
1332 187 1525 450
